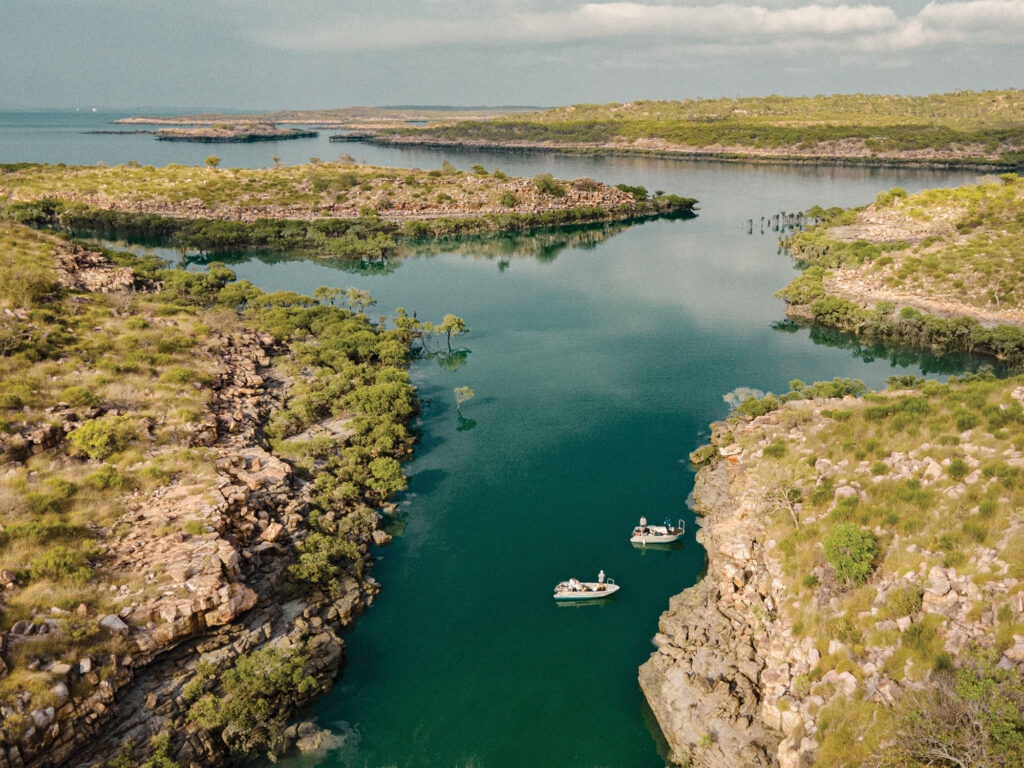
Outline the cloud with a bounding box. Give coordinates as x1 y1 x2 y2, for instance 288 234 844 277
246 0 1024 55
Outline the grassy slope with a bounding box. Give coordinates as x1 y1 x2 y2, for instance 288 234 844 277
716 374 1024 765
385 91 1024 166
778 174 1024 360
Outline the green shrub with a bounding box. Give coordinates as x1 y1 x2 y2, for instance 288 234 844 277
0 392 23 410
948 458 970 481
615 183 649 201
68 414 136 460
187 646 316 756
763 440 787 459
44 477 78 499
60 386 99 407
498 191 518 207
287 532 361 585
823 524 877 585
84 464 130 490
161 367 194 384
29 545 94 584
886 585 924 617
534 173 566 197
24 492 63 515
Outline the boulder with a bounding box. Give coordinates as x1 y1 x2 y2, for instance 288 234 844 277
99 615 129 635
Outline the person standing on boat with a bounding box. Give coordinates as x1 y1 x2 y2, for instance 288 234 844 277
664 517 673 531
598 569 606 591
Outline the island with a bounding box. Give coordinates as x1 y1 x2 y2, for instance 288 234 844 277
0 161 696 257
777 173 1024 360
154 122 317 143
642 375 1024 767
366 90 1024 170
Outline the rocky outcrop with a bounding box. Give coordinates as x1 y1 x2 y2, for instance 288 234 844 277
639 459 781 767
52 242 146 294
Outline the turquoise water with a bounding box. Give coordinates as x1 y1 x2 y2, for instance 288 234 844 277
1 113 988 767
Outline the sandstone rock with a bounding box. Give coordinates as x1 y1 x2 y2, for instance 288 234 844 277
99 615 129 635
204 583 258 626
926 566 950 597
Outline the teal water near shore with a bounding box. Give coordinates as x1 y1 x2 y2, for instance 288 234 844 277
2 112 989 767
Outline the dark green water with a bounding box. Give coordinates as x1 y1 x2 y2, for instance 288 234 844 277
184 152 983 768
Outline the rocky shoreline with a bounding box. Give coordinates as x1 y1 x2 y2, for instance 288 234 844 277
0 243 401 767
366 135 1021 171
642 386 1024 766
639 446 781 767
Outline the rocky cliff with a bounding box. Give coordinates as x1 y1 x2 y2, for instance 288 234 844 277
639 450 782 767
641 385 1024 766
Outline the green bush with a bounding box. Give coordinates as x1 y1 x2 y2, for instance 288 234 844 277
287 532 361 585
60 386 99 407
763 440 787 459
68 414 136 460
615 183 649 201
161 367 194 384
187 646 316 756
948 458 970 481
823 524 877 585
886 585 924 617
24 492 62 515
29 545 94 584
498 191 517 207
0 392 23 410
84 464 130 490
534 173 566 197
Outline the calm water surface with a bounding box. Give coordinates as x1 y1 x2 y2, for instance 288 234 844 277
2 112 989 767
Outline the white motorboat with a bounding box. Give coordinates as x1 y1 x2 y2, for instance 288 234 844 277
629 519 685 545
553 578 619 601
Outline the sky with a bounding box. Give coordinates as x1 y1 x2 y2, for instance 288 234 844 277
2 0 1023 109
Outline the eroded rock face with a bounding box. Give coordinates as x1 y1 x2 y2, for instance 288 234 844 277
639 460 780 767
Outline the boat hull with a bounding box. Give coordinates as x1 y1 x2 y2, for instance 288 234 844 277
553 582 619 601
629 526 684 544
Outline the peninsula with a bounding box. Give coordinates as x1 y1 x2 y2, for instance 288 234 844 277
367 91 1024 170
777 173 1024 360
0 161 695 257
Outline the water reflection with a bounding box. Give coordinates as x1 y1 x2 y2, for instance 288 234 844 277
795 322 1015 377
81 211 693 278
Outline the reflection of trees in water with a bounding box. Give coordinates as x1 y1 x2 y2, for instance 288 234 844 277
393 219 640 263
791 321 1015 377
394 211 695 265
97 210 694 275
186 248 401 276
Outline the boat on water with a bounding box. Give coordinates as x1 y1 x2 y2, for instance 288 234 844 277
629 518 685 545
553 576 619 601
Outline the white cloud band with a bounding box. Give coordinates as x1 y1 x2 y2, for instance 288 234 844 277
248 0 1024 54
